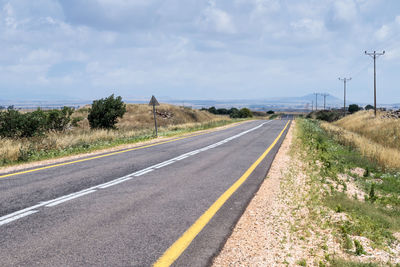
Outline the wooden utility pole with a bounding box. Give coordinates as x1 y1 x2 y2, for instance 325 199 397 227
339 78 351 117
321 93 329 110
365 50 385 117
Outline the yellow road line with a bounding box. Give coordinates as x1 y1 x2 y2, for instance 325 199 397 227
153 120 290 267
0 121 250 179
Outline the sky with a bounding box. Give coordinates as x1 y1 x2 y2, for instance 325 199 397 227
1 0 400 103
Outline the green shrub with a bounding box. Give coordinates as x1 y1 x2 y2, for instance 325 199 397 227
21 109 48 137
348 104 361 114
229 108 253 118
88 94 126 129
369 183 377 203
308 110 342 122
0 106 74 138
71 117 83 127
238 108 253 118
46 107 74 131
354 240 365 255
297 259 307 266
0 107 25 137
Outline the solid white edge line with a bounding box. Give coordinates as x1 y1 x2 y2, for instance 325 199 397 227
0 210 38 226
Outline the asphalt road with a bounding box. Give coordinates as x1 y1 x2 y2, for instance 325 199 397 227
0 119 290 267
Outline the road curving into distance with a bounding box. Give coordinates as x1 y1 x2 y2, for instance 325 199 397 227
0 119 291 266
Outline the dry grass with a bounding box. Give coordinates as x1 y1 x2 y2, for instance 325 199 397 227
73 104 222 130
0 104 230 166
334 110 400 150
321 121 400 170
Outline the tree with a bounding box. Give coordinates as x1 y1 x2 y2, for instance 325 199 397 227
267 110 275 114
88 94 126 129
365 104 374 110
348 104 360 114
238 108 253 118
207 106 217 114
229 108 240 118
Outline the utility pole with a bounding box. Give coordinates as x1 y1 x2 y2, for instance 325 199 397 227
311 100 314 111
365 50 385 117
321 93 329 110
314 93 319 111
338 78 351 117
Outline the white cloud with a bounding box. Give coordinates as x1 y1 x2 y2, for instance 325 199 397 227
375 24 390 41
1 0 400 103
3 3 17 29
291 18 326 39
333 0 358 22
198 1 236 34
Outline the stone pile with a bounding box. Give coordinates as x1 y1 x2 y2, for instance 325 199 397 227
381 110 400 119
155 110 173 119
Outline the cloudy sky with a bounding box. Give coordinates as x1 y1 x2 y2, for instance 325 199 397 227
1 0 400 103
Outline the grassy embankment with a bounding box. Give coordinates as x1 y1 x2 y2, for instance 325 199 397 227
295 118 400 266
321 110 400 169
0 104 250 167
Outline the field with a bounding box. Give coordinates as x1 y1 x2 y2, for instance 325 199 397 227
0 104 242 167
320 110 400 170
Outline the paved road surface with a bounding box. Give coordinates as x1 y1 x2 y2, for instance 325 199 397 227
0 119 290 266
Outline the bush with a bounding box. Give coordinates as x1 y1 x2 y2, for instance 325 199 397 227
46 107 74 132
0 106 75 138
307 110 342 122
71 117 83 127
0 107 25 137
88 94 126 129
22 109 48 137
348 104 360 114
354 240 365 255
365 104 374 110
267 110 275 114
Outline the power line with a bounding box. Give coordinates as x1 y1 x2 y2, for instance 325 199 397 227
338 78 352 117
365 50 385 117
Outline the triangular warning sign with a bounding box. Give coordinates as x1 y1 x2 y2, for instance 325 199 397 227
149 95 160 106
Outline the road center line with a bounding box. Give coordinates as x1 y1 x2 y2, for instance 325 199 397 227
0 121 271 227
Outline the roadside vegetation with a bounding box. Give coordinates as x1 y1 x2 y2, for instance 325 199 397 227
321 110 400 169
0 96 251 167
295 118 400 265
201 106 254 118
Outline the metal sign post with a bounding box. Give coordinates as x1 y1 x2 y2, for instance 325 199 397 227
149 95 160 137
